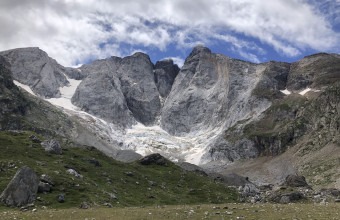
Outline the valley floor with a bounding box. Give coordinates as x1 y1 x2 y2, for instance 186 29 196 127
0 203 339 220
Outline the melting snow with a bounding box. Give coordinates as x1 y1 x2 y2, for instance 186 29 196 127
13 80 36 96
299 88 311 95
45 74 82 111
11 75 236 165
280 89 291 95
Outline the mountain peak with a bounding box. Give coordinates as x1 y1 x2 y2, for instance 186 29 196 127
191 44 211 55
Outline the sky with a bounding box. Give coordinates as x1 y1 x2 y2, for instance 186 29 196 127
0 0 339 68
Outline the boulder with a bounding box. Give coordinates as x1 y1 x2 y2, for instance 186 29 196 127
177 162 207 176
79 201 92 209
271 192 305 204
41 139 62 155
284 175 308 187
38 182 51 193
66 169 83 178
40 174 54 186
139 153 168 166
82 158 102 167
29 135 41 143
57 194 65 203
0 166 39 207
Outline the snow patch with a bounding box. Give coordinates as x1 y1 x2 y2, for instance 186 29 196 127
280 88 291 95
13 80 36 96
45 73 82 111
299 88 311 95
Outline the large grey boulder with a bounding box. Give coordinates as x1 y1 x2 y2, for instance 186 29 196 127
284 174 309 187
0 166 39 207
139 153 168 166
154 59 179 98
41 139 62 155
0 47 73 98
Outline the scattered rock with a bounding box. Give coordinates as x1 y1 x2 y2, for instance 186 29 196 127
66 169 83 178
109 193 117 200
40 174 54 186
79 202 92 209
103 202 113 208
313 194 322 203
41 139 62 155
0 166 39 207
139 153 168 166
29 135 41 143
82 158 102 167
284 175 308 187
36 161 46 166
38 182 51 193
271 192 305 204
125 172 133 177
57 194 65 203
148 181 157 186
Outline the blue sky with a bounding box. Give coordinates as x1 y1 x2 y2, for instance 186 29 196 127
0 0 339 67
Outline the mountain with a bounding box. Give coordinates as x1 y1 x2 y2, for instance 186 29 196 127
0 46 339 188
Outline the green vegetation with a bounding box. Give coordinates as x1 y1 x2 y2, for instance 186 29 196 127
0 131 238 209
1 203 340 220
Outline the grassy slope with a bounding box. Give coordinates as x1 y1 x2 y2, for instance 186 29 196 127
0 131 237 209
1 203 339 220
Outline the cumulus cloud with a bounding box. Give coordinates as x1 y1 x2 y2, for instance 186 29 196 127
0 0 338 66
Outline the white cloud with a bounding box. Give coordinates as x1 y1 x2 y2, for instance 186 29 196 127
0 0 338 66
162 57 185 68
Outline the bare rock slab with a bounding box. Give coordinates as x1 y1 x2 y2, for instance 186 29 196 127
0 166 39 207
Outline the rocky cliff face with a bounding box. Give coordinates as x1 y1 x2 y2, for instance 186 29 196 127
1 46 339 171
154 59 180 99
0 48 79 98
71 52 176 126
287 53 340 91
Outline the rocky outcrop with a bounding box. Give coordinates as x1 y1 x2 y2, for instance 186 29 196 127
139 153 169 166
0 47 72 98
72 52 161 126
154 59 179 98
117 53 161 125
0 56 29 130
284 175 309 187
271 191 305 204
177 162 207 176
287 53 340 91
41 139 62 155
0 166 39 207
71 57 136 127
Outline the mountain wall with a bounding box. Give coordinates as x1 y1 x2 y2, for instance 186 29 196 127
0 46 339 170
